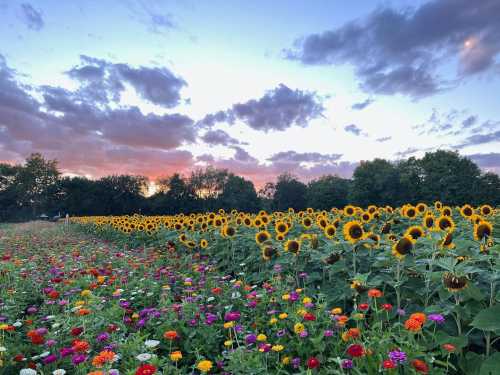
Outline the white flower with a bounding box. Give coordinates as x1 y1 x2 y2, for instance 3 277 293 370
136 353 152 361
53 370 66 375
0 346 6 352
207 297 215 302
144 339 160 348
13 321 23 327
231 292 241 299
20 369 37 375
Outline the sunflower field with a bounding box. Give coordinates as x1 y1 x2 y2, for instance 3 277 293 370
0 202 499 374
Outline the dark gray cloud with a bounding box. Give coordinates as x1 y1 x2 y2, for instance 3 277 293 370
65 55 187 108
286 0 500 98
199 84 324 132
20 3 44 31
376 136 391 142
351 98 374 110
462 115 477 129
456 130 500 148
344 124 363 136
467 153 500 171
201 129 241 146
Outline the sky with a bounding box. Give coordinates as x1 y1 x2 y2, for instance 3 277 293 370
0 0 499 187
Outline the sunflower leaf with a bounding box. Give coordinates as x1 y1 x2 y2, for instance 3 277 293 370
471 304 500 331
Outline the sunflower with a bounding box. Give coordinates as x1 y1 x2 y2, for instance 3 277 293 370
324 224 337 239
275 233 285 241
179 233 187 242
441 206 452 216
440 231 455 249
284 239 301 255
474 221 492 241
360 211 372 223
416 203 427 213
317 217 328 229
434 201 443 210
480 204 493 216
460 204 474 218
405 226 425 242
423 214 434 230
222 225 236 237
436 216 455 232
381 222 391 234
261 245 278 261
343 205 356 216
343 221 364 243
243 216 252 226
365 232 380 247
442 272 468 292
392 236 414 259
302 217 313 229
200 239 208 249
404 206 417 219
275 221 288 234
252 228 271 244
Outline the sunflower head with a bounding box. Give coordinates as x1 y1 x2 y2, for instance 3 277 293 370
460 204 474 218
441 206 452 217
302 217 313 229
436 216 455 232
440 232 455 249
343 221 365 244
423 215 434 229
474 221 492 241
200 239 208 249
324 252 341 265
381 222 391 234
480 204 493 216
443 272 468 292
392 235 414 259
361 211 372 223
324 224 337 239
255 230 271 245
405 226 425 242
223 225 236 237
261 245 278 261
284 239 301 255
344 205 356 216
275 221 288 234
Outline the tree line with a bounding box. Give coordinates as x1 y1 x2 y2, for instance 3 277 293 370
0 150 498 222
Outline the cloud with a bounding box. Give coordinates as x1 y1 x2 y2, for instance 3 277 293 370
20 3 44 31
199 84 324 132
66 55 187 108
467 153 500 172
351 98 374 110
456 130 500 148
375 136 391 142
344 124 363 136
267 151 342 164
286 0 500 98
201 129 241 146
462 115 477 128
124 0 176 34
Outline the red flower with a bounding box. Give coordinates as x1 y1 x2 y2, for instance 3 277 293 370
347 344 365 357
382 303 393 311
304 312 316 321
13 354 26 362
383 359 396 369
107 324 119 333
442 343 456 352
307 357 320 369
411 359 429 374
48 290 60 299
211 287 222 295
359 303 369 311
135 364 157 375
71 327 84 336
30 334 45 345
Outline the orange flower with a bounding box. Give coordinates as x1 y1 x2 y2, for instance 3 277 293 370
92 350 116 368
163 330 179 340
411 359 429 374
367 289 383 298
404 318 422 332
72 339 90 353
77 308 91 316
341 327 361 341
409 312 426 324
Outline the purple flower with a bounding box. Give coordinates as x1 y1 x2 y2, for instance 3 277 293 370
60 347 74 357
276 329 286 337
27 306 38 314
119 300 130 308
299 330 309 338
97 332 110 342
273 264 282 273
389 349 407 364
289 291 299 302
42 354 58 364
428 314 445 324
324 330 334 337
245 334 257 344
224 311 241 321
341 359 353 369
36 327 48 335
46 339 57 347
71 353 87 365
292 357 301 369
397 308 406 316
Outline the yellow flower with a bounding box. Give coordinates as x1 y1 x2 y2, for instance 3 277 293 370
132 313 139 319
272 344 284 352
282 294 290 301
81 290 91 297
294 323 305 334
353 313 364 320
282 356 291 365
257 334 267 342
170 351 182 362
302 297 312 304
297 309 307 317
197 360 213 373
279 313 288 320
75 300 85 306
224 340 233 347
331 307 342 315
269 318 278 325
0 324 8 330
223 322 235 329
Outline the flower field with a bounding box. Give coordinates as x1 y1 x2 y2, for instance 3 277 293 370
0 203 499 374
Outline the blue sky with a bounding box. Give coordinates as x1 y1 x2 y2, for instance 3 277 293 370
0 0 499 185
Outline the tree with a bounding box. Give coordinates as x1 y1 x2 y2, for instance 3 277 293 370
15 153 60 217
306 175 350 209
350 159 401 206
397 157 425 204
151 173 196 214
93 175 148 215
418 150 482 205
219 174 260 212
258 182 276 211
477 172 500 206
273 173 307 211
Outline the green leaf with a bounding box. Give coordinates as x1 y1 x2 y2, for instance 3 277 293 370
471 304 500 331
480 352 500 375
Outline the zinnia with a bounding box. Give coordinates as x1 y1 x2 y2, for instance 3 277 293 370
347 344 365 357
197 360 213 373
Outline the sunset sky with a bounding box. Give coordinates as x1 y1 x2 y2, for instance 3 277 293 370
1 0 499 187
